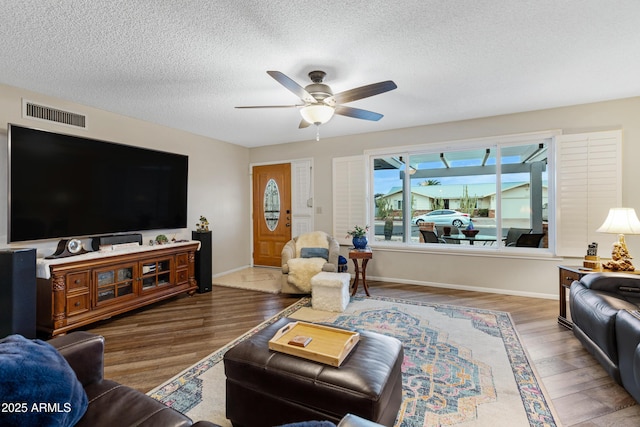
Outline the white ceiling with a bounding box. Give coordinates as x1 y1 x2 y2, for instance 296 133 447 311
2 1 640 148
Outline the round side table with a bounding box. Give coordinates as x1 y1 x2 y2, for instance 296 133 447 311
349 248 373 296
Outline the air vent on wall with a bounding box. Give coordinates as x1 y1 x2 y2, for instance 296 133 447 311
22 99 87 129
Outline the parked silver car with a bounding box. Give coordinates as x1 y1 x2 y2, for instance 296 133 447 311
411 209 471 227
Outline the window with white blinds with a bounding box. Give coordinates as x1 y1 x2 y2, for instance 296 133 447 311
555 130 622 257
333 155 367 246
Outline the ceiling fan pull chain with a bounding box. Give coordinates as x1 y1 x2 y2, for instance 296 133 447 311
315 124 321 141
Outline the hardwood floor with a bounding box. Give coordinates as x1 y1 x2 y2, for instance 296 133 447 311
84 281 640 426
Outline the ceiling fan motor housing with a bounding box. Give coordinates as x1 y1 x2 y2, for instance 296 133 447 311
305 71 332 102
305 84 333 102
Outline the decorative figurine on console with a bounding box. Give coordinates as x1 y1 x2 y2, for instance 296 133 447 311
196 215 210 232
583 242 600 269
155 234 169 245
602 237 635 271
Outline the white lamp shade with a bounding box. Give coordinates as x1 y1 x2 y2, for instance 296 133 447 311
597 207 640 234
300 104 334 125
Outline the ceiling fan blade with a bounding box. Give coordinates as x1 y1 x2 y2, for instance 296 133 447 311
335 105 383 121
330 80 397 105
298 119 311 129
267 71 316 103
235 105 301 109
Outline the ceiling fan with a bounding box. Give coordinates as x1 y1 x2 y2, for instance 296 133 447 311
236 70 397 137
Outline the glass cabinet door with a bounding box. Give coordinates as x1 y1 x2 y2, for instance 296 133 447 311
94 264 135 305
140 258 173 291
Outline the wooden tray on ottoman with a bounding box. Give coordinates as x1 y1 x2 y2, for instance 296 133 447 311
268 321 360 367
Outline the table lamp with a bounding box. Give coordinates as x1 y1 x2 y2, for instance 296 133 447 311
596 207 640 271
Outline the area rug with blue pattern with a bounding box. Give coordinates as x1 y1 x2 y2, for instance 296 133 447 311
148 296 558 426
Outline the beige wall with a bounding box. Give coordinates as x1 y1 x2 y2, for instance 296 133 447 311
3 81 639 298
0 83 251 275
250 97 640 298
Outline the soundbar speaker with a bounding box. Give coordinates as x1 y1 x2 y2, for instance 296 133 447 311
192 231 212 293
0 248 37 339
91 233 143 250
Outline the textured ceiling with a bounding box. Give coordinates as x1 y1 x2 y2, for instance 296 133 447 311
1 1 640 148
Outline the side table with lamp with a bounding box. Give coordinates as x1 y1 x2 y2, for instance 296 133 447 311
558 207 640 328
596 207 640 271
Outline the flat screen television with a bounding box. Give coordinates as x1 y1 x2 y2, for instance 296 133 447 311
8 124 188 243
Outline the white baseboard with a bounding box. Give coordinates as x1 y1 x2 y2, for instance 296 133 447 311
213 266 558 300
364 274 558 300
213 264 279 279
212 265 251 279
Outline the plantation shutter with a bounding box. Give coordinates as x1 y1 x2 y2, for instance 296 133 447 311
291 159 313 237
333 155 367 246
556 130 622 257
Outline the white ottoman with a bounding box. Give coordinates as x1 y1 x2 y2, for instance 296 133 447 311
311 272 351 312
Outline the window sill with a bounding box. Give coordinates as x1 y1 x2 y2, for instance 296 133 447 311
366 241 561 260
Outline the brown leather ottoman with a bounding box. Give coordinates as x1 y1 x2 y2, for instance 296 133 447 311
223 317 403 427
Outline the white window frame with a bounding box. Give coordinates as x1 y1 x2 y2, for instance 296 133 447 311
363 131 558 252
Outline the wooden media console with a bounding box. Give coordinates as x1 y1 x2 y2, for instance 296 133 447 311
36 241 200 336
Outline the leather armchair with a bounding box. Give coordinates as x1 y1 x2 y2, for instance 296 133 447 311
570 272 640 385
281 231 340 294
48 331 219 427
616 309 640 402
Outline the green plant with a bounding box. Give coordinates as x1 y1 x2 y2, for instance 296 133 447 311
376 198 393 220
411 193 416 219
433 196 445 210
155 234 169 244
346 225 369 238
459 185 478 216
384 217 394 240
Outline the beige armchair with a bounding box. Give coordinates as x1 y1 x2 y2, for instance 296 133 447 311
281 231 340 294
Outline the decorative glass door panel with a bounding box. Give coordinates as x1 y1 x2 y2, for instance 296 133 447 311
264 178 280 231
140 258 173 291
94 264 135 305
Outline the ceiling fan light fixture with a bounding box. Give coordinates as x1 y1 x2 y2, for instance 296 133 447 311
300 104 335 125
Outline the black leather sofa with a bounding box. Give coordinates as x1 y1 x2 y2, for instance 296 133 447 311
569 272 640 400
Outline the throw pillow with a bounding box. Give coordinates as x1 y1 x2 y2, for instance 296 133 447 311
300 247 329 261
0 334 88 426
295 231 329 257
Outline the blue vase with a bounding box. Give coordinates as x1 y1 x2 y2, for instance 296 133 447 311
352 236 368 249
